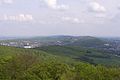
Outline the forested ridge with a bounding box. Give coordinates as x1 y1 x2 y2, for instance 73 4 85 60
0 46 120 80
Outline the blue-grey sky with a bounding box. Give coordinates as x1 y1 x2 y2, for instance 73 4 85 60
0 0 120 37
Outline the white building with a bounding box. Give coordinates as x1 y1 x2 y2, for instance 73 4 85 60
23 45 32 49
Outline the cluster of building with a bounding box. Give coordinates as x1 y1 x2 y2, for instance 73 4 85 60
0 40 42 49
102 40 120 56
0 40 64 49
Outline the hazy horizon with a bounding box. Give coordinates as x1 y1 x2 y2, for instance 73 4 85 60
0 0 120 37
0 34 120 38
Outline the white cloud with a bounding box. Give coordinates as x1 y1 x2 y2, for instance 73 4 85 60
0 0 14 4
44 0 69 10
3 0 13 4
44 0 56 9
95 14 106 18
89 2 106 13
62 16 84 24
1 14 34 22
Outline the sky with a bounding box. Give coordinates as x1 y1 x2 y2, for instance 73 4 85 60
0 0 120 37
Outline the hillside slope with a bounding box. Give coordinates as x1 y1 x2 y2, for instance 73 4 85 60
35 45 120 66
0 46 120 80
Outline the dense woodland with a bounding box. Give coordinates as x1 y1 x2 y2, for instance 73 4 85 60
0 46 120 80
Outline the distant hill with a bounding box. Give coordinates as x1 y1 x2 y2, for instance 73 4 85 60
0 36 106 48
28 36 106 48
0 37 17 40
